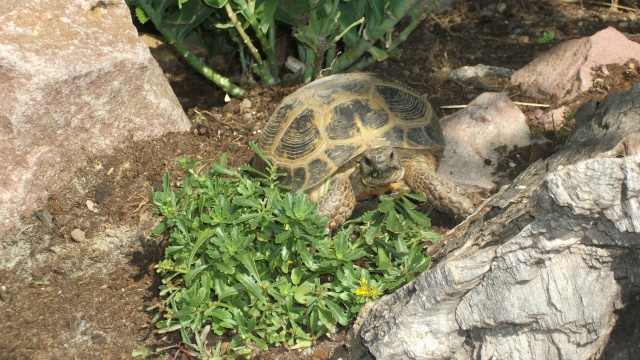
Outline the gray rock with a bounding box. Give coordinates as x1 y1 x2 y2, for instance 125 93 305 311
342 82 640 359
447 64 515 82
0 0 190 240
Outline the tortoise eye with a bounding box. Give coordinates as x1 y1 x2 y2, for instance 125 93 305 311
389 152 394 160
362 157 372 167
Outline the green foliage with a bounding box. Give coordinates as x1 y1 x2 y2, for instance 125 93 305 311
537 31 555 44
126 0 437 97
149 144 440 357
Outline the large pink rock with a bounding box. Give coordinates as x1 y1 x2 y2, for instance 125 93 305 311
511 27 640 102
438 93 532 191
0 0 190 240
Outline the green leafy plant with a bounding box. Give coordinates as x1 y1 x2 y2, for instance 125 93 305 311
126 0 278 98
149 143 440 358
126 0 438 97
537 31 555 44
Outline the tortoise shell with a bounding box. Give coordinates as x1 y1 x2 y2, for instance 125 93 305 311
257 73 444 191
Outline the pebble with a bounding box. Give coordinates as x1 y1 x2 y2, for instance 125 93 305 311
86 200 99 213
34 210 55 230
222 99 240 114
71 228 86 242
239 99 252 111
240 99 253 121
94 181 109 204
447 64 515 82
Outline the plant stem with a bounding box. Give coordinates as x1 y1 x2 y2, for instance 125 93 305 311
169 34 246 98
135 0 246 98
157 264 189 273
238 0 279 82
352 2 435 70
330 0 420 74
224 2 276 86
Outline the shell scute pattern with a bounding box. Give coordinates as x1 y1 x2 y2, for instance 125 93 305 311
292 167 306 190
308 78 371 105
376 84 428 122
407 126 441 148
308 158 332 187
325 144 363 168
326 99 389 140
259 73 443 192
260 96 303 151
274 108 319 160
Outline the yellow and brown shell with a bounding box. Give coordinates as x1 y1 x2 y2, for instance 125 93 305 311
257 73 444 191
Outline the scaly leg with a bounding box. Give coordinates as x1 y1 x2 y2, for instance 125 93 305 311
402 159 474 221
317 173 356 228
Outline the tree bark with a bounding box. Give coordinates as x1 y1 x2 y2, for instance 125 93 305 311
337 83 640 360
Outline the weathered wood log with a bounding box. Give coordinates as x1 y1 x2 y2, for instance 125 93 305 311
337 83 640 360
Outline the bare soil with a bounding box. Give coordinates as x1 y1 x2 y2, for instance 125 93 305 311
2 1 639 359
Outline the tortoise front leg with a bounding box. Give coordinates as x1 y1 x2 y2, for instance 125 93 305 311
317 173 356 228
402 159 474 221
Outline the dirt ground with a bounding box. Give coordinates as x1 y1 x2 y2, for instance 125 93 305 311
2 1 639 359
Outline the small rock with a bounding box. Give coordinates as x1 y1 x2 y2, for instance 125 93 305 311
86 200 99 213
71 228 86 242
239 99 252 111
240 99 253 120
538 106 568 132
448 64 515 82
222 99 240 114
34 210 55 230
94 181 110 204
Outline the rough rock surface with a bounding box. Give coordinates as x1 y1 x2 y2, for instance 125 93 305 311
0 0 190 240
535 105 568 132
341 83 640 359
438 92 532 191
511 26 640 102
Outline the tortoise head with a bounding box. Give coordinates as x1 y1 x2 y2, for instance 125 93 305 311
358 146 404 188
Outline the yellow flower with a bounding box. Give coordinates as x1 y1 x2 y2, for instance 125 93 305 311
355 278 381 298
355 278 369 297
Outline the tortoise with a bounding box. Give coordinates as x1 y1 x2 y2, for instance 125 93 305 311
253 72 474 227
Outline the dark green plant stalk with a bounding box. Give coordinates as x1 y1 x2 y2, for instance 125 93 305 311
267 20 278 76
166 31 246 97
351 1 436 71
224 2 276 85
132 0 246 98
331 0 427 74
235 0 279 81
321 16 364 73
